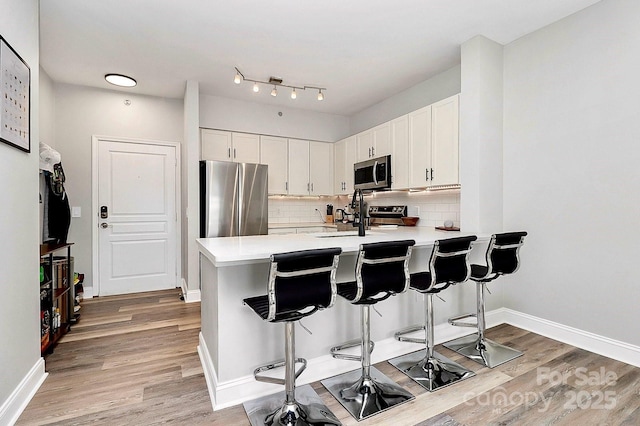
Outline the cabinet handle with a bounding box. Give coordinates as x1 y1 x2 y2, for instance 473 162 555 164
368 147 371 157
286 182 288 191
233 148 237 158
311 183 314 192
426 168 429 181
228 148 231 158
372 146 375 157
431 168 434 181
307 183 310 192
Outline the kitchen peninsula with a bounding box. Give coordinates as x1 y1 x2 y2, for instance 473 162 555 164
197 228 488 410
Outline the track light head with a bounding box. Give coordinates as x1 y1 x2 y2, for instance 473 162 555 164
317 90 324 101
291 88 297 99
252 82 260 93
271 86 278 97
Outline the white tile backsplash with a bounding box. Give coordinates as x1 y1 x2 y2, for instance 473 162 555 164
268 190 460 228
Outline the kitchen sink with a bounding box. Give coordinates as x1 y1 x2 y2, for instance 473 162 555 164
311 230 381 238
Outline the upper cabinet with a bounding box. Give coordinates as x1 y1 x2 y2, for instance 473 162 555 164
390 115 410 190
356 122 391 161
334 136 357 195
287 139 334 196
201 129 260 164
430 95 459 186
408 94 459 188
260 136 288 195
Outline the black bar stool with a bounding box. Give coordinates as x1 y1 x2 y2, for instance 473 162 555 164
321 240 415 421
389 236 477 392
242 247 343 426
444 231 528 368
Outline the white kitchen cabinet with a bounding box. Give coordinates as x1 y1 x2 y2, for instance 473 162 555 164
356 123 391 161
201 129 231 161
287 139 333 196
309 141 334 195
430 95 459 186
287 139 310 195
408 94 459 188
260 136 288 194
391 115 410 189
334 136 357 195
201 129 260 163
408 105 432 187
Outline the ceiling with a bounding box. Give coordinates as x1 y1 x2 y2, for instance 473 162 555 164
39 0 601 116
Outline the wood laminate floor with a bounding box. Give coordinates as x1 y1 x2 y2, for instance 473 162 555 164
17 289 640 425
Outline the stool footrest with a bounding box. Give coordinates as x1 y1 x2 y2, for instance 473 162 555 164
330 339 374 362
394 324 426 344
253 358 307 385
448 313 477 328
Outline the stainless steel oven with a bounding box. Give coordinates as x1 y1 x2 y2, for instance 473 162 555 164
354 155 391 191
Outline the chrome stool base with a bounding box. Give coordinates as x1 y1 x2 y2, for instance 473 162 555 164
243 384 341 426
443 334 523 368
388 349 475 392
321 366 413 421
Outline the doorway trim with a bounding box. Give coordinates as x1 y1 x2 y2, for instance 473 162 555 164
91 135 182 297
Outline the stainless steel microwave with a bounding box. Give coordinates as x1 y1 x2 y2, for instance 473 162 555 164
354 155 391 191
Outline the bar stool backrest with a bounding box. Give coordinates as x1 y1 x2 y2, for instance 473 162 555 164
484 231 527 278
268 247 342 321
427 236 477 292
354 240 416 303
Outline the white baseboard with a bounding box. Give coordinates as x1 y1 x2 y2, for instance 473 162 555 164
500 308 640 368
181 279 201 303
0 358 48 426
82 286 94 299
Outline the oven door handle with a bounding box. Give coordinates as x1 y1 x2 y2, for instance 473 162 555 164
373 161 378 185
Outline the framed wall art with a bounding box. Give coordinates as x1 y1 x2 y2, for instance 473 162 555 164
0 35 30 153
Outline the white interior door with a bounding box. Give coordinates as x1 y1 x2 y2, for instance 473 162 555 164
97 139 177 296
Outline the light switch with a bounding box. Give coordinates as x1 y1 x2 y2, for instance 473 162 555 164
71 206 81 218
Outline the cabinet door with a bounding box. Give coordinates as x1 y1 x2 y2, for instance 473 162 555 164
431 95 459 186
287 139 310 195
356 130 374 161
232 132 260 164
260 136 288 194
201 129 232 161
334 138 346 194
408 105 432 188
309 142 333 196
372 123 391 157
391 115 409 189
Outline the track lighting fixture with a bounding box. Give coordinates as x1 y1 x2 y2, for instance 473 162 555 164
233 67 326 101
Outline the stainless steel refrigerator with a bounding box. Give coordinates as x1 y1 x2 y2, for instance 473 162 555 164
199 160 268 237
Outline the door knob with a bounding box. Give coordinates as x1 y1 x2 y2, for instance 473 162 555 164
100 222 109 229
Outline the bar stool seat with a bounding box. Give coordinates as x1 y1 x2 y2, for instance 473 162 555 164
242 247 343 426
389 236 477 392
444 231 527 368
321 240 415 421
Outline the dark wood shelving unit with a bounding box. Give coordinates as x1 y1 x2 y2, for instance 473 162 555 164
40 242 74 355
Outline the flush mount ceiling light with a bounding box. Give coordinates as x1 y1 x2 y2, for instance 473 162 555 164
105 73 137 87
233 67 325 101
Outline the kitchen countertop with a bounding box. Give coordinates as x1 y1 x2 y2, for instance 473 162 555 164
197 226 486 266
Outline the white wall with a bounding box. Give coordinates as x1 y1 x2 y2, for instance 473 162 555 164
53 83 184 294
349 65 461 135
0 0 41 416
39 67 55 148
200 94 350 142
502 0 640 345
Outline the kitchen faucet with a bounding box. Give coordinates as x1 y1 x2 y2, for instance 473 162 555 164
351 188 366 237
